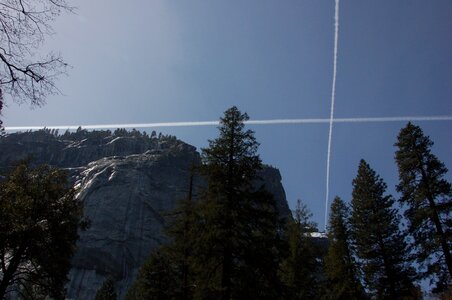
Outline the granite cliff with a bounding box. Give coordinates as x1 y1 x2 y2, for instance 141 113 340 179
0 128 290 299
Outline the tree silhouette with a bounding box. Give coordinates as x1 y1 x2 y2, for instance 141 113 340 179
350 160 415 299
0 162 85 299
324 196 365 300
395 122 452 290
193 106 282 299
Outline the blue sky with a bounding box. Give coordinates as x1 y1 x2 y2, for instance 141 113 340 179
3 0 452 230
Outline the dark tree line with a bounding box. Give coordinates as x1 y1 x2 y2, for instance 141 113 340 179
2 107 447 299
324 123 450 299
125 112 450 299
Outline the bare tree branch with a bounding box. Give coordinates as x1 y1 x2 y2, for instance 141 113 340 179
0 0 72 113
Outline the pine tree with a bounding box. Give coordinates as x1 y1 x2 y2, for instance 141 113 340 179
324 196 365 300
350 160 416 299
192 106 282 299
127 107 282 299
279 199 323 299
395 122 452 289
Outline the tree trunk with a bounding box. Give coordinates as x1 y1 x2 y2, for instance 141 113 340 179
377 234 397 299
0 247 24 298
221 127 235 300
221 247 232 300
420 167 452 278
182 172 194 300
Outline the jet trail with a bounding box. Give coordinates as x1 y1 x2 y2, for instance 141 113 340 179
5 115 452 131
325 0 340 231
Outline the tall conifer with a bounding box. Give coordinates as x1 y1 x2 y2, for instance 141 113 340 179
126 107 282 299
324 196 364 300
395 122 451 289
350 160 415 299
193 106 282 299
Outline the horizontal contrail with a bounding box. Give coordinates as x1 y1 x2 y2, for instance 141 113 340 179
4 115 452 131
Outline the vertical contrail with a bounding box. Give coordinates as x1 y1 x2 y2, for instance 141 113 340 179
325 0 340 231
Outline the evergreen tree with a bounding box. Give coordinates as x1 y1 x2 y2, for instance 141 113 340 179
95 277 117 300
395 122 452 288
279 199 324 299
350 160 416 299
192 106 282 299
324 196 365 300
126 107 282 299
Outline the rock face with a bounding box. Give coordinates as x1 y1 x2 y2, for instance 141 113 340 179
67 148 200 299
0 129 290 299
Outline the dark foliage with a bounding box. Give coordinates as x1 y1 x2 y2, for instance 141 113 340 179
0 162 85 299
95 277 117 300
279 199 325 299
395 122 452 289
127 106 284 299
350 160 417 299
324 196 365 300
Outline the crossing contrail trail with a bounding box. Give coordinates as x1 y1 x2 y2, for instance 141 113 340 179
325 0 340 231
4 115 452 131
